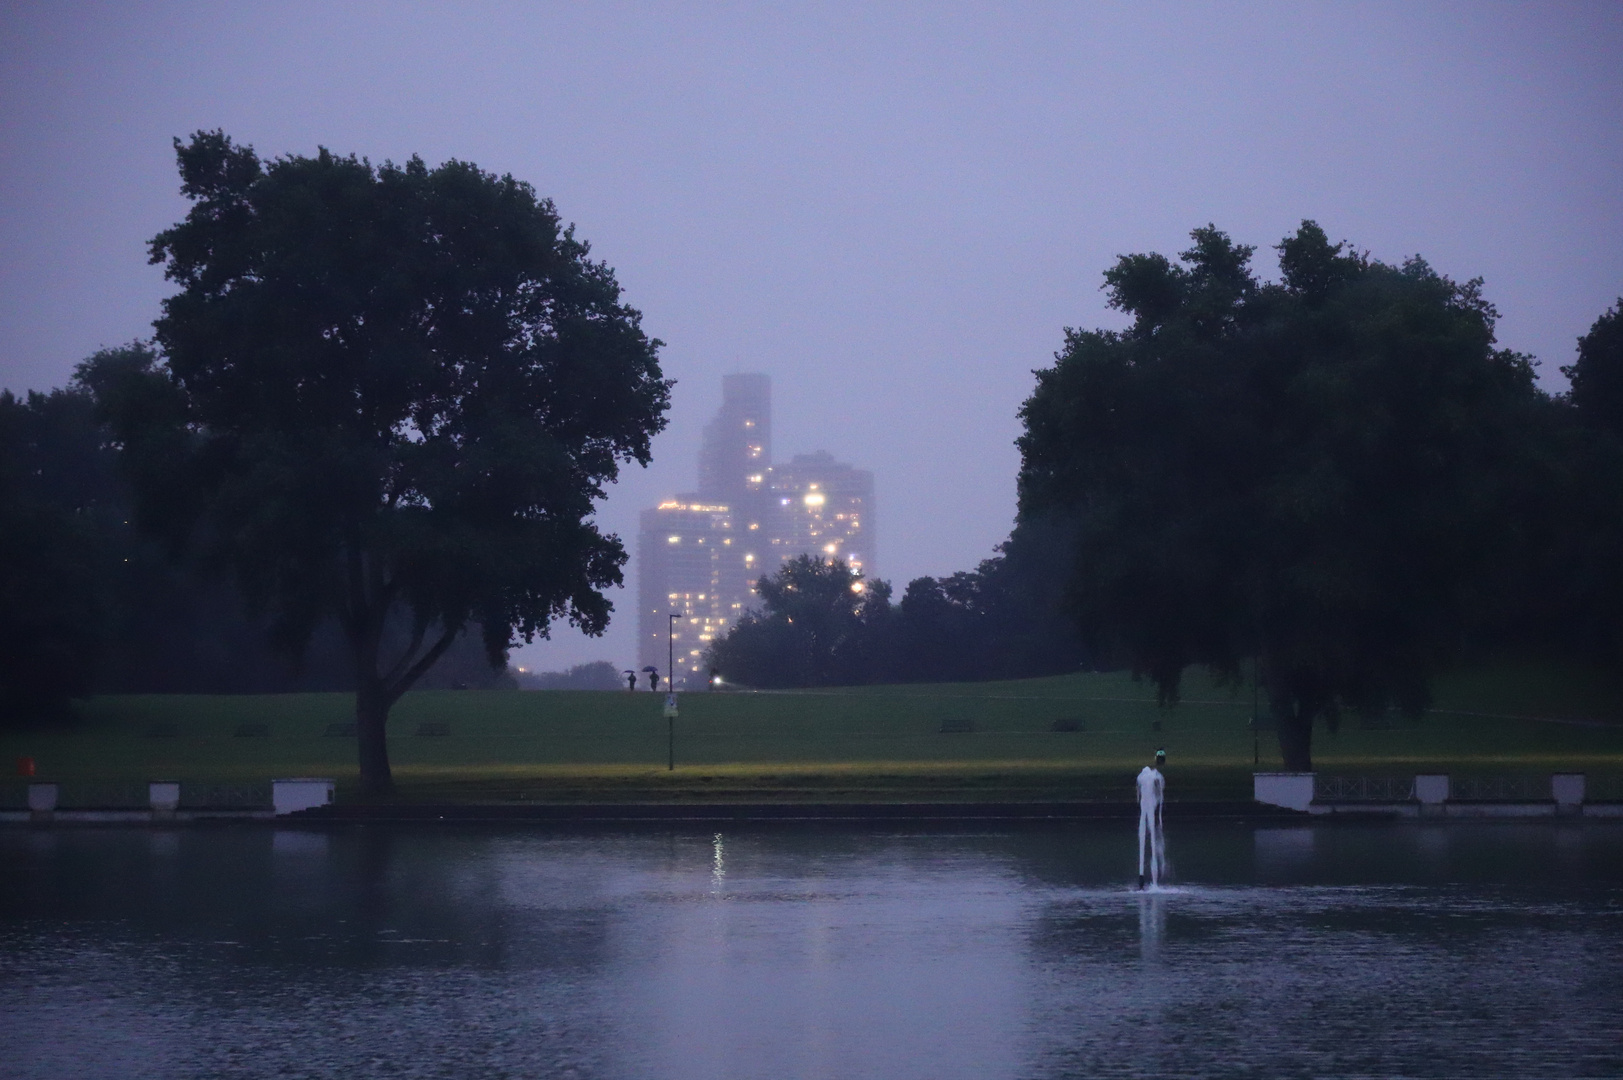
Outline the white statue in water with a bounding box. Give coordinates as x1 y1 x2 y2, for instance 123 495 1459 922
1137 749 1167 889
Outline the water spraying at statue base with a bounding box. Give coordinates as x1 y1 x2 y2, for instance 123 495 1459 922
1137 748 1167 889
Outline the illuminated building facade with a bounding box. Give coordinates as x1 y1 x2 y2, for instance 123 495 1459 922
636 500 751 685
639 375 876 685
767 451 875 575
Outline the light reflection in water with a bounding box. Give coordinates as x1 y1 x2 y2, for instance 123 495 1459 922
1136 891 1166 962
1 822 1621 1080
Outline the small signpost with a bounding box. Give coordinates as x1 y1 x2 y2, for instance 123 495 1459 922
663 693 679 770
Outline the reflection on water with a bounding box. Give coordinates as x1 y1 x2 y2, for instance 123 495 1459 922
1135 891 1165 962
1253 823 1314 870
2 822 1622 1079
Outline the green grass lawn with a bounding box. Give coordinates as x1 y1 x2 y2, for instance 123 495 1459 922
5 663 1622 805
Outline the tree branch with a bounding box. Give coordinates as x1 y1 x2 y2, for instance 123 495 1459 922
381 619 428 686
385 627 459 705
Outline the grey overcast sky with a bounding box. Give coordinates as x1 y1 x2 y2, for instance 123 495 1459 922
3 1 1620 674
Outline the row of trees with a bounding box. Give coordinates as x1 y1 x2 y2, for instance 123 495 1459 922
7 132 1619 784
516 660 624 690
0 367 516 715
705 517 1086 688
712 222 1623 771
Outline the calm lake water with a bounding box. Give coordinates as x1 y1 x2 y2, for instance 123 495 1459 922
2 820 1621 1079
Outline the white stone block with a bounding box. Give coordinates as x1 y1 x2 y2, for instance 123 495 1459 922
1254 772 1315 811
1551 773 1585 806
1414 774 1449 804
149 781 180 813
273 778 335 816
27 783 58 813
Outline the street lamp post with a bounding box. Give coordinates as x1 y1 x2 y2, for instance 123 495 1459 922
667 613 679 770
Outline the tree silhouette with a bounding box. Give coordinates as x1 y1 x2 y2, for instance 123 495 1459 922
94 132 669 793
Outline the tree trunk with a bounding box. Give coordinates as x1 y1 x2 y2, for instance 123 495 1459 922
349 609 458 798
1260 653 1315 773
1275 701 1313 773
356 675 395 796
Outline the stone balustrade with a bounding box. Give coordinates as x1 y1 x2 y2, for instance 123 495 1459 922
1256 771 1614 817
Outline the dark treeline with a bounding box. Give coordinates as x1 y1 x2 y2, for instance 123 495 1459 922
711 222 1623 772
704 512 1088 689
1 351 510 724
8 207 1623 776
515 661 623 691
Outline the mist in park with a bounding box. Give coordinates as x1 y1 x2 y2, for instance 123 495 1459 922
3 4 1623 1078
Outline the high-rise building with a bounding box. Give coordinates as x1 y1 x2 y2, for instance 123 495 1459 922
639 375 876 685
636 499 751 684
767 451 875 576
698 373 771 503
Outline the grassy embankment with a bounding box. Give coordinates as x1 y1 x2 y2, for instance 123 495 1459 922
4 663 1623 805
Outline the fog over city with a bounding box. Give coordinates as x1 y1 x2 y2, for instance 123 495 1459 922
3 2 1620 673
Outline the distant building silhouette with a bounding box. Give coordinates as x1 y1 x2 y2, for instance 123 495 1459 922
639 375 875 685
698 373 771 502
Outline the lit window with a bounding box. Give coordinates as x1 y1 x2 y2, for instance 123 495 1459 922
667 535 680 543
804 493 825 507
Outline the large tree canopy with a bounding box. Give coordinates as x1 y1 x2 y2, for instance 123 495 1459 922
1017 222 1548 770
93 132 670 792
